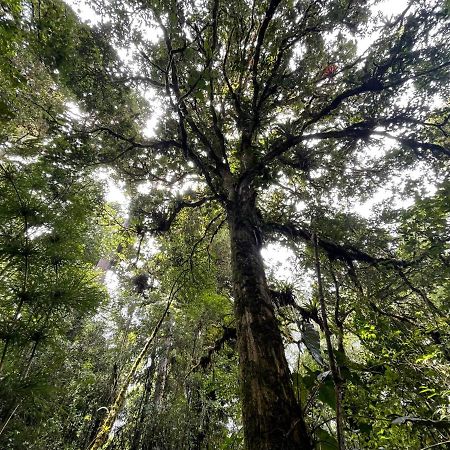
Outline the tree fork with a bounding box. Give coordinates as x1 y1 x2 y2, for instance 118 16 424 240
227 188 312 450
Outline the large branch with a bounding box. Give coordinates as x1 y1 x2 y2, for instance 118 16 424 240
254 78 385 169
222 26 245 126
304 126 450 158
241 116 449 183
155 11 226 173
241 45 450 182
302 78 385 130
206 0 229 165
263 221 409 267
150 196 217 233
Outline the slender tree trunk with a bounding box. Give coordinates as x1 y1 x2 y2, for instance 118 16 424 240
227 188 312 450
152 320 173 408
130 350 156 450
313 234 345 449
88 300 171 450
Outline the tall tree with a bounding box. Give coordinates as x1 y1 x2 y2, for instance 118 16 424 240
2 0 450 448
72 0 449 448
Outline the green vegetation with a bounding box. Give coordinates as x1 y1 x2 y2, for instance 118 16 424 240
0 0 449 449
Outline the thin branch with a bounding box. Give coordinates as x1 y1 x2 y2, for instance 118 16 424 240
87 126 182 150
396 268 441 315
420 440 450 450
185 212 224 274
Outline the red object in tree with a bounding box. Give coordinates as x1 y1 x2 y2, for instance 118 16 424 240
323 64 337 78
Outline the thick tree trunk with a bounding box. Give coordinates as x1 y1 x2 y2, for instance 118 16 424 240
227 188 312 450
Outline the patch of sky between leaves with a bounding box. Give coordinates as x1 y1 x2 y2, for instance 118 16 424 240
95 168 130 212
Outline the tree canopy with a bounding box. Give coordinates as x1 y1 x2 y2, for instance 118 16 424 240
0 0 449 449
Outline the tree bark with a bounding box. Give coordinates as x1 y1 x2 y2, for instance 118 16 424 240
227 187 312 450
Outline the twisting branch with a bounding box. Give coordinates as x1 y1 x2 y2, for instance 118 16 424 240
148 196 218 234
185 326 236 376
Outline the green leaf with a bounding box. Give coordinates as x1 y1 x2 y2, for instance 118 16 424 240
318 377 336 410
315 429 338 449
300 322 324 366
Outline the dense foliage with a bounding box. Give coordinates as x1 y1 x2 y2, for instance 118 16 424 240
1 0 449 449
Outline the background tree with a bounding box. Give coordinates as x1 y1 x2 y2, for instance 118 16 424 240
0 1 116 446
